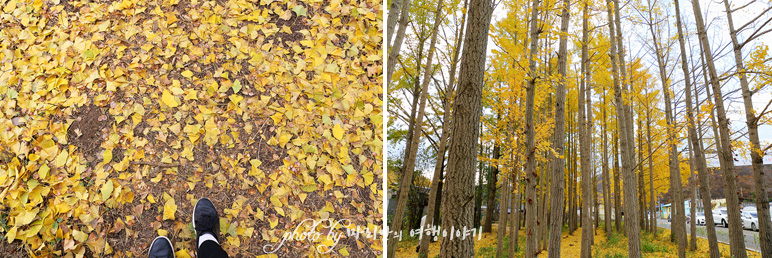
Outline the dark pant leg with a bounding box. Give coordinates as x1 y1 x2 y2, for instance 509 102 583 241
198 240 229 258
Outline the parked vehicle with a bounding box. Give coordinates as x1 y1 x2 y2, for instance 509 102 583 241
694 212 706 225
711 210 723 225
742 211 759 231
714 207 729 228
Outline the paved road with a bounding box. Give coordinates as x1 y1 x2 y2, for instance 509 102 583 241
656 219 760 252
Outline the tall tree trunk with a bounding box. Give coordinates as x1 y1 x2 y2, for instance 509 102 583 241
577 1 592 255
613 132 622 232
484 142 501 233
386 0 403 46
437 0 494 254
646 1 684 253
721 0 772 255
523 0 542 254
602 88 612 234
691 0 747 256
417 0 468 253
646 109 657 235
386 1 444 255
660 0 707 252
610 0 641 253
688 141 697 251
386 0 413 84
638 116 646 231
693 38 720 258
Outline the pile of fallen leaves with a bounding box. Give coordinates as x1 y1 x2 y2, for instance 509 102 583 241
0 0 382 256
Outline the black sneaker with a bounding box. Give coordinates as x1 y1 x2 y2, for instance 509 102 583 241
193 198 220 251
148 236 175 258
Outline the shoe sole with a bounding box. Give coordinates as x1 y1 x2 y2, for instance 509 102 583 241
148 236 176 258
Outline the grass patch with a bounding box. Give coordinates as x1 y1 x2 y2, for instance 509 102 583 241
642 241 670 253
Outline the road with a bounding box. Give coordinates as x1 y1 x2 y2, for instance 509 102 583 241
656 219 761 252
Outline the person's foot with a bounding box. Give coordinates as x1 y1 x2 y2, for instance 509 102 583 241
193 197 221 251
148 236 175 258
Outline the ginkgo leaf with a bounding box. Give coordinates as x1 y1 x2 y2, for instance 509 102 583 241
163 198 177 221
332 123 344 140
292 5 307 16
162 90 180 107
232 79 242 93
101 180 114 202
181 70 193 78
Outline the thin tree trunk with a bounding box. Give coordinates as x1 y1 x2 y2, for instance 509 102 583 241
647 109 657 235
613 131 622 233
387 1 445 255
646 1 685 253
693 38 720 258
603 88 612 234
437 0 494 254
688 141 697 251
577 1 592 255
388 36 421 258
671 0 703 252
523 0 542 254
721 0 772 255
386 0 403 46
690 0 747 256
484 142 501 233
610 0 641 254
638 116 646 231
386 0 412 84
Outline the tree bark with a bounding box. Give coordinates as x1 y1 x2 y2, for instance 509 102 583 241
646 108 657 235
578 1 592 256
694 37 720 258
690 0 748 256
671 1 699 251
613 131 622 232
602 87 612 234
484 142 501 233
386 0 403 47
417 0 468 254
610 0 641 253
721 1 772 255
386 0 412 84
437 0 494 254
638 116 646 231
688 141 697 251
523 0 542 254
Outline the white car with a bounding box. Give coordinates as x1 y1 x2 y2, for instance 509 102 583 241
742 211 759 231
694 212 706 225
714 208 729 227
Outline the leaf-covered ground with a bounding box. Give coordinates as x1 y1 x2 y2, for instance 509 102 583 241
0 0 383 256
394 224 762 257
